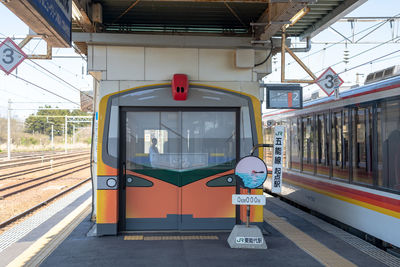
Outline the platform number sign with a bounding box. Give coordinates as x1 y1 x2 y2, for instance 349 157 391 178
271 126 284 193
0 37 27 75
315 67 343 96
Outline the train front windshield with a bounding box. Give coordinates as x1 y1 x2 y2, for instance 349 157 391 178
125 111 237 173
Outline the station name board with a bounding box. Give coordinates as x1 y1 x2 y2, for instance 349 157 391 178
265 84 303 109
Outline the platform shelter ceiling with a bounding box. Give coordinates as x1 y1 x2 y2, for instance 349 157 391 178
3 0 366 50
72 0 365 38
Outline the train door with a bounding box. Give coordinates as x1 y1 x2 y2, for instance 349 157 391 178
120 108 238 231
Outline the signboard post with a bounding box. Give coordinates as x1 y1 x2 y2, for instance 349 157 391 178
0 38 27 75
265 84 303 109
228 154 268 249
315 67 344 97
271 126 285 194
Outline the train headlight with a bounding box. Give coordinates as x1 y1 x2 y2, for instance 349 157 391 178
106 178 117 188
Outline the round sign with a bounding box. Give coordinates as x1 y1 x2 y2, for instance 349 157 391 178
235 156 267 189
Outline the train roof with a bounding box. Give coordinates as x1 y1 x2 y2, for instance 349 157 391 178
263 74 400 119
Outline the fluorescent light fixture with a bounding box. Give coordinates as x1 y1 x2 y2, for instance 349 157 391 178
284 7 310 29
72 2 82 21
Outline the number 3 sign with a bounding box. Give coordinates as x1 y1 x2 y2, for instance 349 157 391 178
0 37 27 75
315 67 344 96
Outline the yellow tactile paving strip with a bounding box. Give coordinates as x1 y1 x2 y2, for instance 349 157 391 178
264 209 356 267
124 235 219 241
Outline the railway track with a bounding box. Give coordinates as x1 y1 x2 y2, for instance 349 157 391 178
0 163 90 199
0 155 90 181
0 178 91 229
0 150 87 163
0 151 60 160
0 151 90 170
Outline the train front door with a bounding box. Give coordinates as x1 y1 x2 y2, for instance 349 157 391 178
120 108 238 231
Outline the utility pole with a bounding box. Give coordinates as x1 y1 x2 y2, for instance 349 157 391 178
73 124 75 145
51 124 54 150
65 116 68 153
7 99 11 160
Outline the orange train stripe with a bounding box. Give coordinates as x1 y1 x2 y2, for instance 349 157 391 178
286 178 400 219
283 173 400 218
284 173 400 212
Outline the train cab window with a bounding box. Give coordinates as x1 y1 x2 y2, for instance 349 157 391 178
182 111 236 170
125 111 236 171
302 116 314 173
316 114 329 177
332 110 349 181
352 107 373 185
377 99 400 192
291 118 301 170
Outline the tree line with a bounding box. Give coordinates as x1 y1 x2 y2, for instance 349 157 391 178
24 106 92 136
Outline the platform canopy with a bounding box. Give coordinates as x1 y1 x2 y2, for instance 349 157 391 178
3 0 366 50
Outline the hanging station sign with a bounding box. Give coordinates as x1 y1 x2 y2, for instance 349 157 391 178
265 84 303 109
3 0 72 47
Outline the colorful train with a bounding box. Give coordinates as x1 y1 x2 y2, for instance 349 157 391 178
95 81 264 235
263 72 400 248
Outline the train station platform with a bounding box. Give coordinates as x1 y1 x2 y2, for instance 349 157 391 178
1 190 400 267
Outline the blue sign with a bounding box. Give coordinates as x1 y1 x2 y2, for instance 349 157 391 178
27 0 72 45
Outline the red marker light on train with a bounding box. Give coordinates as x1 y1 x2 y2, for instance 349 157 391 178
172 74 188 101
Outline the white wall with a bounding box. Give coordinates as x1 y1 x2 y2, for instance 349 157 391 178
88 45 270 86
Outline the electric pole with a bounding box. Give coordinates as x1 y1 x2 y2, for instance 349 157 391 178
7 99 11 160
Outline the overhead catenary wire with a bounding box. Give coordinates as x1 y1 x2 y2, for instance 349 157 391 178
282 12 400 68
299 35 400 81
0 32 93 99
7 73 80 105
22 60 93 99
302 49 400 88
28 61 93 99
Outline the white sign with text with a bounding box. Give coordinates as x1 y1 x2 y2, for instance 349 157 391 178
271 126 284 193
232 194 266 205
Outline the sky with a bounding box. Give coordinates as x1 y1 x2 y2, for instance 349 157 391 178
0 0 399 120
265 0 400 99
0 3 92 120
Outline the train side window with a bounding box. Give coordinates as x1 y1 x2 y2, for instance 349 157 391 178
332 110 348 181
317 114 329 177
352 107 373 185
302 116 314 173
107 105 119 158
377 99 400 192
291 117 301 171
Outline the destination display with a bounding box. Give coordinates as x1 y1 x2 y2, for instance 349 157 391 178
265 84 303 109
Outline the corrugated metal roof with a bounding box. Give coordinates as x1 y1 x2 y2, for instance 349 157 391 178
99 1 267 34
72 0 365 39
286 0 343 36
